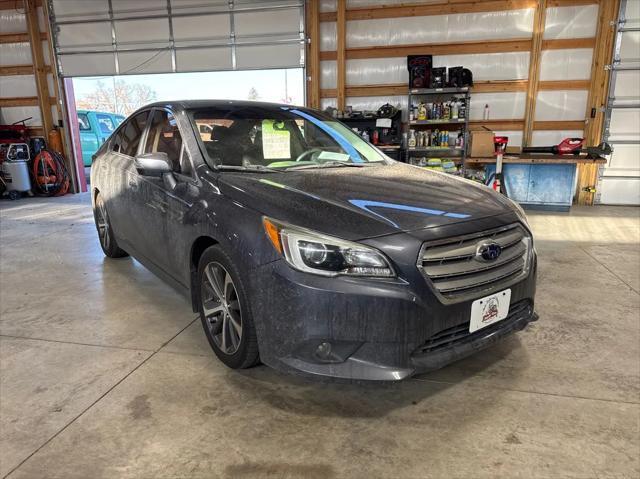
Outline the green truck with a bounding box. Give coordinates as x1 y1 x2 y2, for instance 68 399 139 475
77 110 125 166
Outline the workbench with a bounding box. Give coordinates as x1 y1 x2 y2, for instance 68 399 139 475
465 155 607 212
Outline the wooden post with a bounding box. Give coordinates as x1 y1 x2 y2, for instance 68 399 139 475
523 0 547 147
305 0 320 108
336 0 346 111
577 0 620 205
584 0 620 147
24 0 53 135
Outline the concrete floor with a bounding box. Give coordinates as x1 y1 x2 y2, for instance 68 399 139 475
1 194 638 479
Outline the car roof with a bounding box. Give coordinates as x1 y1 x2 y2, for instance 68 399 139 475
141 99 307 112
76 109 125 117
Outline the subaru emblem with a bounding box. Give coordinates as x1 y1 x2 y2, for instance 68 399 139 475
476 241 502 261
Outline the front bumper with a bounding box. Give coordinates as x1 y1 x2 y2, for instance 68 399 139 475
249 254 538 381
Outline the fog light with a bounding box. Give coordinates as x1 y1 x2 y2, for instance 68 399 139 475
316 342 332 359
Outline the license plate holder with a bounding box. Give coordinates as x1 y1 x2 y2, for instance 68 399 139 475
469 289 511 333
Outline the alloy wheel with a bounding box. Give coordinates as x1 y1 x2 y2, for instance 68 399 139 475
201 262 243 355
95 198 111 251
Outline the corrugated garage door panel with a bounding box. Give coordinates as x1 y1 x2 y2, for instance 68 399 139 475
50 0 304 77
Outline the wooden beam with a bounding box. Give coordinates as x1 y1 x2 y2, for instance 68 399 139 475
0 31 47 44
319 0 537 22
470 119 525 130
0 96 55 107
580 0 620 205
576 162 600 206
539 79 590 90
547 0 597 6
468 119 586 131
317 36 595 61
0 0 40 9
319 79 591 98
319 38 532 61
0 64 51 76
306 0 320 108
584 0 619 146
533 120 585 130
336 0 346 110
25 0 53 134
542 38 596 50
27 126 45 136
472 80 528 92
1 65 33 75
523 0 546 147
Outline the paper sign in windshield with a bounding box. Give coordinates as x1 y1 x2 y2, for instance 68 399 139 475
262 120 291 159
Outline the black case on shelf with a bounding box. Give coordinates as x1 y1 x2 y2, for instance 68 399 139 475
449 67 474 87
430 67 447 88
407 55 432 89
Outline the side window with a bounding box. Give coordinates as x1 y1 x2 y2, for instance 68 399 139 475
96 114 115 135
113 111 148 157
144 110 185 174
77 113 90 131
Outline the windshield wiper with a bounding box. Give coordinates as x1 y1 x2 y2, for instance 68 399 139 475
214 164 279 173
284 161 366 171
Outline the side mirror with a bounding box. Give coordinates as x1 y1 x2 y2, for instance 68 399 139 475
134 152 172 177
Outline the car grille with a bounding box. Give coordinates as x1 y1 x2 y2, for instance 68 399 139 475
415 300 532 355
418 224 531 300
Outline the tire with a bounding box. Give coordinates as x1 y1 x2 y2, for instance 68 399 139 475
93 193 128 258
197 245 260 369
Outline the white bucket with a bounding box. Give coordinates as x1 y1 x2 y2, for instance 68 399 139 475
2 160 31 192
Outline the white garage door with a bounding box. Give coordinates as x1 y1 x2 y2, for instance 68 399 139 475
48 0 305 77
599 0 640 205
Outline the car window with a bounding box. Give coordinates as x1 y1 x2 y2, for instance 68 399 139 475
191 107 388 169
144 110 186 174
77 113 90 131
96 114 116 135
112 111 148 157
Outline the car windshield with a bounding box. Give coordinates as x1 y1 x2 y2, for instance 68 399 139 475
190 105 390 170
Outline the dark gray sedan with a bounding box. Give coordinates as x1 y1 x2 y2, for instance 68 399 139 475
91 100 538 381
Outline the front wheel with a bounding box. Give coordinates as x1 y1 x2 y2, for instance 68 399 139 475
197 246 259 369
93 193 128 258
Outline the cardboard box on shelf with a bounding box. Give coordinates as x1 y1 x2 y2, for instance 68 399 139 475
469 128 494 157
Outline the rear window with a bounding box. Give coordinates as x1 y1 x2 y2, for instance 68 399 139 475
96 114 116 135
77 113 90 131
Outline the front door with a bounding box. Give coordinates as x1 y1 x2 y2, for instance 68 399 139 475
131 109 199 285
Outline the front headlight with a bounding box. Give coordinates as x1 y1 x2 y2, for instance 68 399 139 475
263 217 395 277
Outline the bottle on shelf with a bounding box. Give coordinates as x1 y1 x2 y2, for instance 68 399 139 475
459 100 466 119
409 104 415 121
483 103 490 120
451 100 458 119
443 102 450 120
418 102 427 121
408 129 417 147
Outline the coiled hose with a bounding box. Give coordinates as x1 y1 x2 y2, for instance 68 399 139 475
31 149 70 196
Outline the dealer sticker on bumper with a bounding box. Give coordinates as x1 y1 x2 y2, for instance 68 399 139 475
469 289 511 333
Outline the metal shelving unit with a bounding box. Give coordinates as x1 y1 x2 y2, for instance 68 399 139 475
406 87 471 165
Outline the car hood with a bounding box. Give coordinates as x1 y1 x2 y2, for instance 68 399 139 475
217 162 515 240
